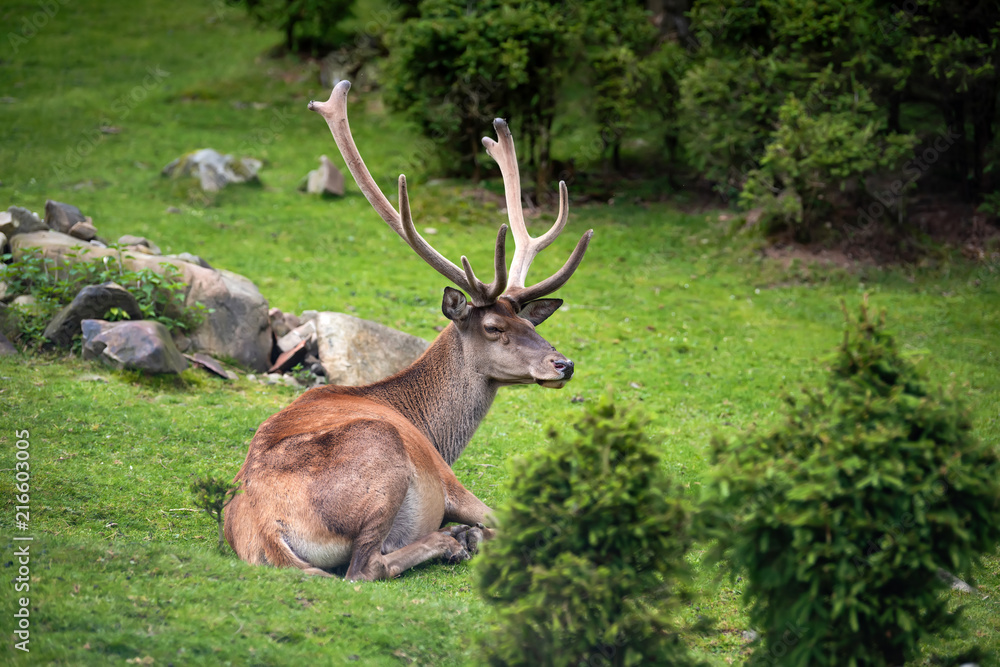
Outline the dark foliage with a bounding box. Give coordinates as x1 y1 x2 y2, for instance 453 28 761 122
478 396 701 667
704 298 1000 665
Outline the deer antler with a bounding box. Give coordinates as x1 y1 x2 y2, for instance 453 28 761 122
309 81 507 306
482 119 593 307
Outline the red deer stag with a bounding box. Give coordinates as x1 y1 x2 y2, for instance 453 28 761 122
224 80 593 581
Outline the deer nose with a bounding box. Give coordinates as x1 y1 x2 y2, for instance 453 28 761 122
552 359 574 379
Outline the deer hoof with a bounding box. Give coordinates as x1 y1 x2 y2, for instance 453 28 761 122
441 540 471 564
446 524 486 554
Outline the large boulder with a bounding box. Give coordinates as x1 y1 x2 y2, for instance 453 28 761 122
82 319 188 374
4 206 48 236
162 148 262 192
44 200 86 234
186 267 271 371
43 282 142 348
12 231 272 370
0 330 17 356
316 311 428 386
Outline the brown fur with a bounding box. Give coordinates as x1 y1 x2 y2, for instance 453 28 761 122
229 82 590 580
224 302 574 580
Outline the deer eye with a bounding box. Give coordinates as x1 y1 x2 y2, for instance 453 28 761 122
485 325 502 335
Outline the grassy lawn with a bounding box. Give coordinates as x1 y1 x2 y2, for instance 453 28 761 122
2 0 998 664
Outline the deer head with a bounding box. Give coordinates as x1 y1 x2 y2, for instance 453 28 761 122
308 81 592 389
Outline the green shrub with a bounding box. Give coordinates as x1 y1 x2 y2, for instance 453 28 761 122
478 396 700 667
738 90 917 239
704 298 1000 666
1 249 208 349
383 0 570 185
191 475 242 553
224 0 356 55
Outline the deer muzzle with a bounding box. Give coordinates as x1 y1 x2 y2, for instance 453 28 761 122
536 357 574 389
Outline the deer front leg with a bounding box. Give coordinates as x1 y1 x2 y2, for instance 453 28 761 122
347 530 471 581
442 478 498 545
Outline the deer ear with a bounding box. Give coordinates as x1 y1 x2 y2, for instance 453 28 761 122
442 287 471 322
518 298 563 326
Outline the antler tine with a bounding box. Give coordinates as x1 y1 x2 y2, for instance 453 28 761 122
482 119 591 304
505 229 594 306
310 81 506 305
397 175 477 300
308 81 403 236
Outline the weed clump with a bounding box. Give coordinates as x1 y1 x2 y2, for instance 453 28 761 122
1 248 208 350
705 298 1000 666
190 475 241 553
478 396 700 667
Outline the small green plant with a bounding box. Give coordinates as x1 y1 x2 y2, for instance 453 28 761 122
104 306 132 322
1 249 209 349
289 363 313 386
478 396 701 667
977 190 1000 219
704 297 1000 666
190 475 242 553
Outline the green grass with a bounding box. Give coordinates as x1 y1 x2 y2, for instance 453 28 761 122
2 1 999 664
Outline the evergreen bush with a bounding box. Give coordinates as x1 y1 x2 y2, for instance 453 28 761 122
478 396 701 667
704 298 1000 666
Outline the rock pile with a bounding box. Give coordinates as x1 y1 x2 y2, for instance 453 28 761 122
264 307 429 387
2 200 431 387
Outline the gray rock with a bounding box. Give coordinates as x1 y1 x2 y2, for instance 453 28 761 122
166 252 213 270
0 330 17 356
938 568 976 593
305 155 345 196
284 311 301 330
5 206 48 236
162 148 262 192
68 221 98 241
269 307 291 338
43 282 142 348
81 319 188 374
0 231 8 253
117 235 161 255
300 309 318 324
172 332 191 352
12 232 272 370
185 267 271 371
316 311 428 386
277 319 316 353
44 200 86 234
184 352 231 379
0 212 10 237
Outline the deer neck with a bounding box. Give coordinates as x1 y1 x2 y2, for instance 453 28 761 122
362 324 497 466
